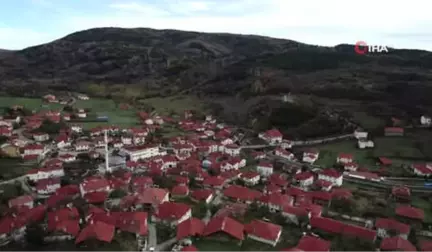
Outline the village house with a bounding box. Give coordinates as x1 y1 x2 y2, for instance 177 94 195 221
358 138 374 149
171 185 189 198
344 162 359 172
79 177 110 196
337 153 353 164
203 176 227 190
245 220 282 246
391 186 411 202
241 172 261 186
75 221 114 244
75 141 91 152
354 129 368 139
281 140 293 149
76 109 87 118
223 185 262 204
8 195 34 209
302 150 319 164
121 135 133 145
77 94 89 100
256 162 274 177
384 127 404 136
281 205 309 225
176 218 205 241
122 144 161 162
224 144 241 156
203 216 245 241
152 202 192 226
375 218 411 239
27 165 64 181
258 129 283 145
258 192 293 212
274 147 295 160
32 132 50 142
0 125 12 137
294 172 314 188
36 178 61 194
59 153 76 163
43 94 57 102
318 169 343 187
411 163 432 176
395 205 424 223
46 207 80 241
287 235 331 252
191 189 214 204
70 125 82 133
23 143 46 157
54 135 71 149
420 115 431 126
380 236 416 252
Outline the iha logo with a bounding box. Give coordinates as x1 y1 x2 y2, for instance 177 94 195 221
354 41 389 55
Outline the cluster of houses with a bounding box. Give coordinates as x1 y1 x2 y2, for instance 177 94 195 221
0 97 431 251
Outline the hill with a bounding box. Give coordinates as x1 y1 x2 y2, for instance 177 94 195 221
1 27 432 136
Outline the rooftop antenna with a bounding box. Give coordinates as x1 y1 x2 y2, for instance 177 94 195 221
104 130 110 173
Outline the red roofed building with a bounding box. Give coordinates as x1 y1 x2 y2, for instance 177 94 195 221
337 153 353 164
135 188 169 207
419 240 432 252
8 195 34 209
259 129 283 145
258 192 293 212
115 212 148 236
379 157 392 166
153 202 192 226
380 236 416 251
84 191 109 204
47 207 80 240
375 218 411 239
392 186 411 201
223 185 262 204
282 205 309 225
396 205 425 221
344 162 359 172
411 164 432 176
310 216 376 242
55 184 80 196
294 172 314 188
302 150 319 164
257 162 274 177
176 218 205 240
245 220 282 246
181 245 198 251
171 185 190 197
75 221 115 244
23 143 45 156
36 177 61 194
203 176 226 189
0 126 12 137
203 216 244 240
241 171 260 186
274 148 295 161
79 177 110 196
191 189 214 204
289 235 331 252
318 169 343 187
385 127 404 136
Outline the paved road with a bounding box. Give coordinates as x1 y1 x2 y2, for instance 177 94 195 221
148 223 157 251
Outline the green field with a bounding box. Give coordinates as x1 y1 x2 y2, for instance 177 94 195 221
0 96 63 111
411 197 432 223
74 98 139 129
352 111 386 130
313 136 426 171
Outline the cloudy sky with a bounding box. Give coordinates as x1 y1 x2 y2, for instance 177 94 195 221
0 0 431 50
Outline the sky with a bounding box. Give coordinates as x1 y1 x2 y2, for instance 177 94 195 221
0 0 431 50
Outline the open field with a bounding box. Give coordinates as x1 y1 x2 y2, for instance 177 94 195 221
0 96 63 111
74 98 139 129
352 111 386 130
411 197 432 223
136 95 206 116
373 137 424 159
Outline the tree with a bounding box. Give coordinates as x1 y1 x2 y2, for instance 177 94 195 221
193 202 208 219
37 119 65 134
109 189 127 199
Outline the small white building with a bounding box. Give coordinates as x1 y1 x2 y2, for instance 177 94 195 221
354 130 368 139
257 162 274 177
421 115 431 126
318 169 343 187
75 141 91 152
224 144 241 156
33 132 50 142
358 139 374 149
294 172 314 188
122 144 161 162
70 125 83 133
302 150 319 164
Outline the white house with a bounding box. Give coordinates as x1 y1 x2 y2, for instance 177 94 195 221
337 153 353 164
274 148 295 160
59 153 76 163
8 195 34 209
354 130 368 139
318 169 343 187
70 125 82 133
294 172 314 188
76 109 87 118
36 178 61 194
258 129 283 145
122 144 161 162
224 144 241 156
302 150 319 164
246 220 282 247
121 136 133 145
23 144 45 156
411 164 432 177
257 162 274 177
33 132 50 142
344 162 359 172
241 172 261 186
358 139 374 149
79 177 111 196
421 115 432 126
75 141 91 152
26 166 64 181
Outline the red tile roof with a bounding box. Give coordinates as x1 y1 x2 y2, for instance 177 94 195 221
8 195 33 208
176 217 205 240
380 236 416 251
295 235 331 251
181 245 198 251
75 221 115 244
392 186 411 198
294 172 314 181
203 216 244 240
396 205 425 221
116 212 148 236
154 202 191 220
245 219 282 242
223 185 262 202
55 184 80 196
171 185 189 196
419 240 432 252
84 191 109 204
203 176 226 187
136 188 168 205
375 218 411 234
282 205 309 217
320 168 341 178
258 192 292 208
379 157 392 165
191 189 213 202
80 177 110 193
